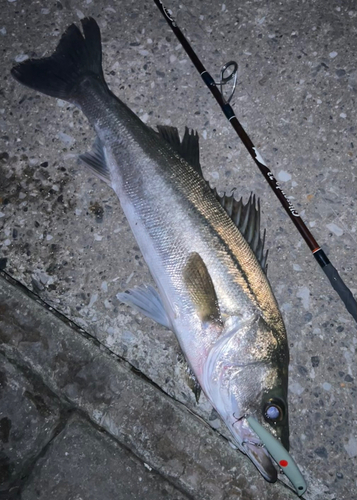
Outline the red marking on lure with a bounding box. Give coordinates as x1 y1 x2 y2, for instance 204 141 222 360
279 460 288 467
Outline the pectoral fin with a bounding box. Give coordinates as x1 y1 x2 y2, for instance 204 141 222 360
117 285 172 330
183 252 221 324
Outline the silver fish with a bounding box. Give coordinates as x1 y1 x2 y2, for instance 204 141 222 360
11 18 289 482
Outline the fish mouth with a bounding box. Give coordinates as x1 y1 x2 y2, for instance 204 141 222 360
230 416 277 482
242 440 277 483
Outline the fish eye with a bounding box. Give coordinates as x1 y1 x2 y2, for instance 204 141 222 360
266 405 280 420
263 399 285 423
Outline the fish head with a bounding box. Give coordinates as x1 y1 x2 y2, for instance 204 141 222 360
203 314 289 482
230 384 289 482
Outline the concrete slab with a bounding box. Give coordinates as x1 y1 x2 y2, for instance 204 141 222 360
0 274 298 500
1 0 356 499
22 414 190 500
0 353 63 497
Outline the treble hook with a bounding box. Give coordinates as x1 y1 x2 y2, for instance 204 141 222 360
214 60 238 104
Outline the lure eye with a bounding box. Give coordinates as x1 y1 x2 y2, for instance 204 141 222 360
264 399 285 423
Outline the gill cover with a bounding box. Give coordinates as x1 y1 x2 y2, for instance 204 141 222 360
202 313 289 481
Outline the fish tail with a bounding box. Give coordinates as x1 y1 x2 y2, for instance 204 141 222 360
11 18 105 102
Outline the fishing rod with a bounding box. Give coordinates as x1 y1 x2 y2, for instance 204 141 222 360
154 0 357 323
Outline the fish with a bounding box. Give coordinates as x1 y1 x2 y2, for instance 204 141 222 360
11 18 290 483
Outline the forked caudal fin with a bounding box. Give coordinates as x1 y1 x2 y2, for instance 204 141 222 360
11 18 105 102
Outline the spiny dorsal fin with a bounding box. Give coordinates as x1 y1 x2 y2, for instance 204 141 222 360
157 125 203 176
79 136 111 185
212 191 269 273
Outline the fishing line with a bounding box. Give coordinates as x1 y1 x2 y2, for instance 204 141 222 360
153 0 357 323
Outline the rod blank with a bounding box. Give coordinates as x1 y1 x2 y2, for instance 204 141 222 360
154 0 357 323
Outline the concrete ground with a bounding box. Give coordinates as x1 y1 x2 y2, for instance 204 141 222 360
1 0 356 499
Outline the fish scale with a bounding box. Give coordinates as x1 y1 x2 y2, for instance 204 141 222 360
91 92 259 324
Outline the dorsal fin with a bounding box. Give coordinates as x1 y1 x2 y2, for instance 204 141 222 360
157 125 268 271
157 125 203 176
212 191 269 272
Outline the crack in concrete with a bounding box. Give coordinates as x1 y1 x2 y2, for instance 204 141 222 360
0 270 300 495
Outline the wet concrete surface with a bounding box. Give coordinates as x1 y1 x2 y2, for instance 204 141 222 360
21 415 191 500
1 0 356 498
0 353 64 497
0 273 297 500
